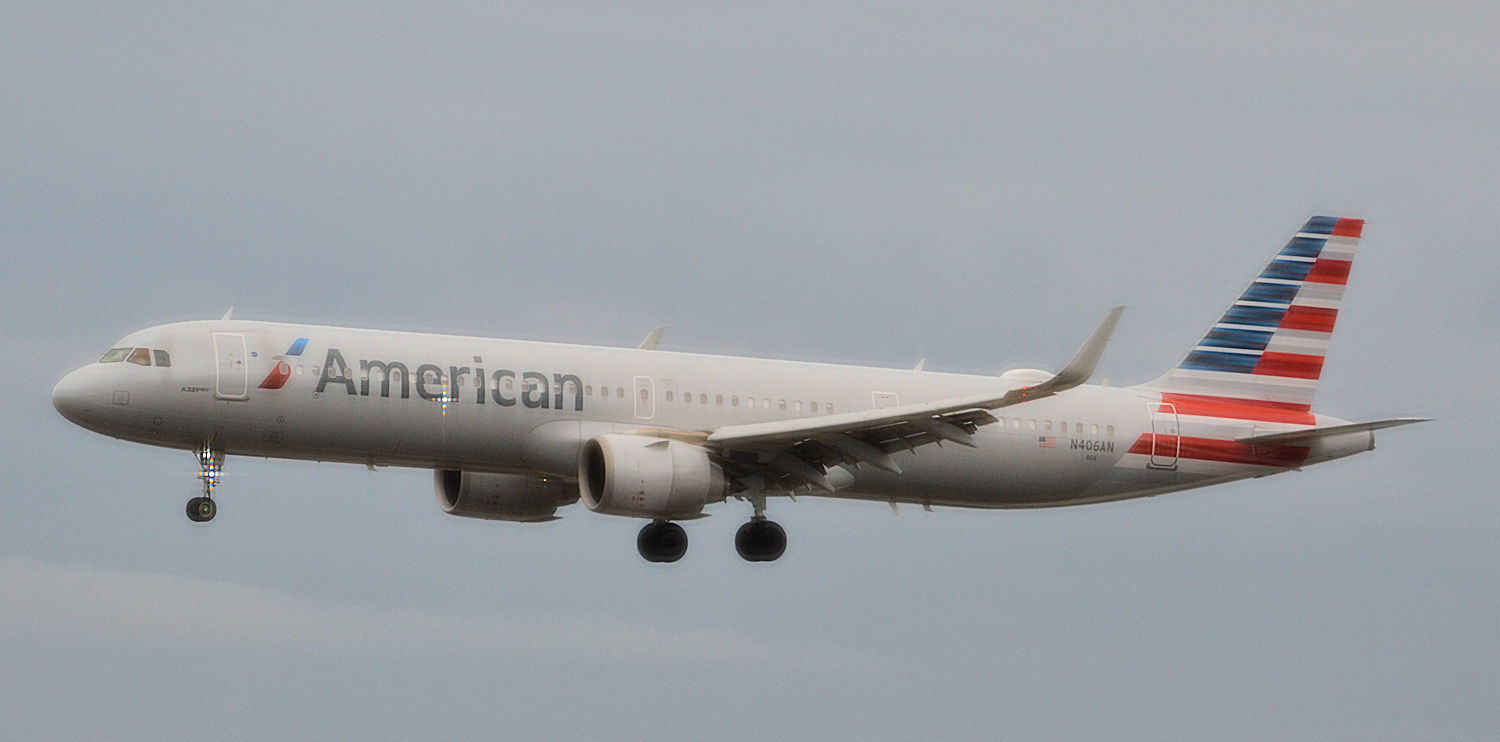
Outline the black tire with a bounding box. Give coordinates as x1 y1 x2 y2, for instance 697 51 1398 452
735 519 786 562
637 521 688 563
187 497 216 523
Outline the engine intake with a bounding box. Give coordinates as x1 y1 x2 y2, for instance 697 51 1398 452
435 470 576 522
579 434 727 519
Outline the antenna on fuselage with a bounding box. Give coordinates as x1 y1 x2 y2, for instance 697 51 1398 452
637 326 666 350
220 307 234 321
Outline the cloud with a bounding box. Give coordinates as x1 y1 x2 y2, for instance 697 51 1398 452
0 558 886 672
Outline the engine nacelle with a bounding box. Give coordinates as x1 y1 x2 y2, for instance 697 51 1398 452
434 470 577 522
579 434 727 519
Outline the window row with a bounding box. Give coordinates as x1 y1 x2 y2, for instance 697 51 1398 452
580 385 834 414
1008 417 1114 437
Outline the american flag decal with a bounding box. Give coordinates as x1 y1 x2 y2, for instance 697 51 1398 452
1038 436 1056 448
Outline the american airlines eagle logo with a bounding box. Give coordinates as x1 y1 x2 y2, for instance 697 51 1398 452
257 337 309 390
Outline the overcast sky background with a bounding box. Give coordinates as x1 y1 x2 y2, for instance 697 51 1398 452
2 3 1496 740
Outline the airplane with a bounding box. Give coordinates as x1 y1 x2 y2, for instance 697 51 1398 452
52 216 1426 562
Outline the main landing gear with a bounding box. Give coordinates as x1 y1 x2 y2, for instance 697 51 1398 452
735 517 786 562
187 440 223 523
736 495 785 562
636 500 788 564
637 520 688 563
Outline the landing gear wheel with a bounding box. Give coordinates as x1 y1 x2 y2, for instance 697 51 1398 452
735 517 786 562
637 520 688 563
186 496 216 523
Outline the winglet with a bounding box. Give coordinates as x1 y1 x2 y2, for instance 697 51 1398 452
993 306 1123 406
637 326 666 351
1053 306 1123 387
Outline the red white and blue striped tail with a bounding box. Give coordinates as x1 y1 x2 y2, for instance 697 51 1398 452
1146 216 1363 411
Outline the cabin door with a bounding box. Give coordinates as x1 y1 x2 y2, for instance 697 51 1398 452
213 333 249 401
1149 402 1180 470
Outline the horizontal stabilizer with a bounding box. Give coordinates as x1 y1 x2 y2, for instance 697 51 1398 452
1236 417 1431 446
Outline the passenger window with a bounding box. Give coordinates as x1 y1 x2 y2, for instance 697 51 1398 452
617 386 625 398
683 392 691 404
1107 425 1114 437
128 348 152 366
778 399 787 410
585 385 593 396
762 398 770 409
599 385 607 397
1044 420 1052 431
1075 422 1083 434
1091 424 1099 436
99 348 131 363
716 394 723 405
153 350 171 367
665 391 674 402
1028 419 1036 430
700 393 708 404
731 395 738 406
295 365 304 375
795 401 803 412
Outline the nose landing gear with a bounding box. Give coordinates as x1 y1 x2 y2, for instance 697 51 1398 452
187 441 223 523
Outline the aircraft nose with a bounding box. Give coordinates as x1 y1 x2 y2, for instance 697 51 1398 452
52 366 101 426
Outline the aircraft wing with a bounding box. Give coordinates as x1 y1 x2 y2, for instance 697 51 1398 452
702 307 1124 491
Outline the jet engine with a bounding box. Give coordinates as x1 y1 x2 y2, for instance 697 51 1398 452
579 434 728 519
434 470 577 522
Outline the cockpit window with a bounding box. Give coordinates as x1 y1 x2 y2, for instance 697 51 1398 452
99 348 131 363
128 348 152 366
153 349 171 367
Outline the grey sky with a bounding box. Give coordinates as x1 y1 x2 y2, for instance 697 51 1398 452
2 3 1495 739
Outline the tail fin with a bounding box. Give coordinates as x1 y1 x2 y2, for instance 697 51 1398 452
1146 216 1364 411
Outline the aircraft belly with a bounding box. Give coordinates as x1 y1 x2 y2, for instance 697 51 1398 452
834 427 1119 508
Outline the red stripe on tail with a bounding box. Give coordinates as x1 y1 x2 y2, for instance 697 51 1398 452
1253 352 1325 380
1279 305 1339 333
1304 259 1352 285
1332 218 1364 238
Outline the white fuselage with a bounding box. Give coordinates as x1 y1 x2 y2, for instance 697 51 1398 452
51 319 1369 512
